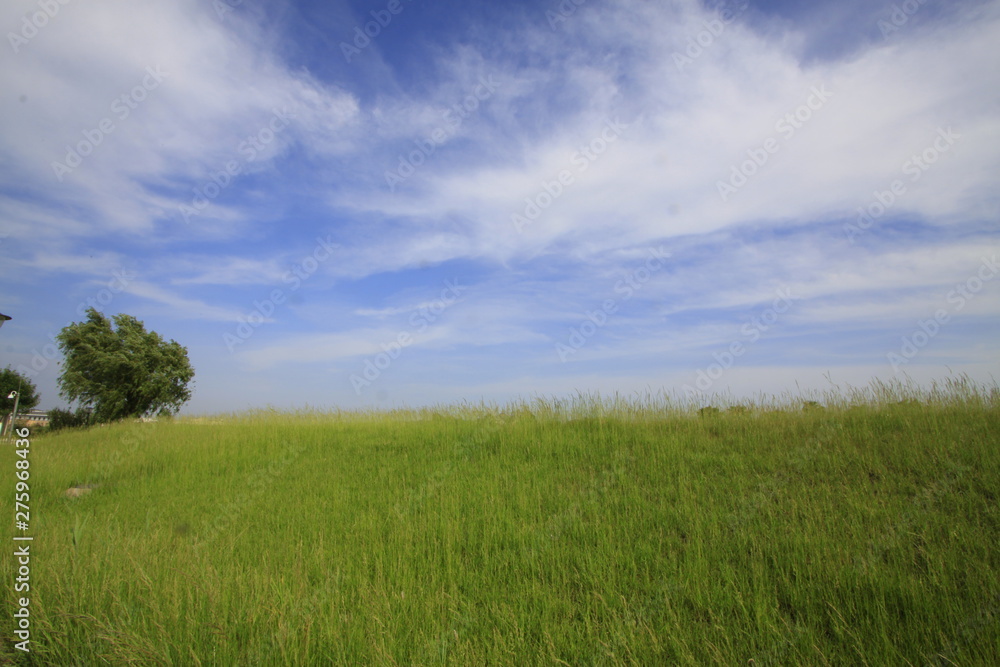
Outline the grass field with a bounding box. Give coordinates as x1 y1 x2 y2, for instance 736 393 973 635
2 379 999 665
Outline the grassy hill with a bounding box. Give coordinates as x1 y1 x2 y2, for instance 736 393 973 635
3 380 999 664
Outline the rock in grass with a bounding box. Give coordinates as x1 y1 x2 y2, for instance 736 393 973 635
64 484 99 499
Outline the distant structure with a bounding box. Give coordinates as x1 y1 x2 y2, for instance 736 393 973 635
0 312 10 329
19 410 50 428
2 410 49 434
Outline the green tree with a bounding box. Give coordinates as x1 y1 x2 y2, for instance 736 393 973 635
1 366 41 415
56 308 195 422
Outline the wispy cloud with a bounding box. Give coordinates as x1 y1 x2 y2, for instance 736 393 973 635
123 281 246 322
1 0 358 237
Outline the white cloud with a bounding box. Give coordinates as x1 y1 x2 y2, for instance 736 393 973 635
322 0 1000 277
0 0 358 237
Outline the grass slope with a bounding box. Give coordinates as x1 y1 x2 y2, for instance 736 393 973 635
2 383 999 664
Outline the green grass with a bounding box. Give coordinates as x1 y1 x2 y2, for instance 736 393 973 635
2 378 999 665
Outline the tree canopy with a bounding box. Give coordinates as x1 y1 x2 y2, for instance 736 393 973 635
56 308 195 422
1 366 40 414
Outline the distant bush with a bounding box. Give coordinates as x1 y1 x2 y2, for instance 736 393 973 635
47 408 93 432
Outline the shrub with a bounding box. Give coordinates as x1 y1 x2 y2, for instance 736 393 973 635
47 407 93 432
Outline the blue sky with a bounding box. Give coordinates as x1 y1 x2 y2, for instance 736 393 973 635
1 0 998 414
